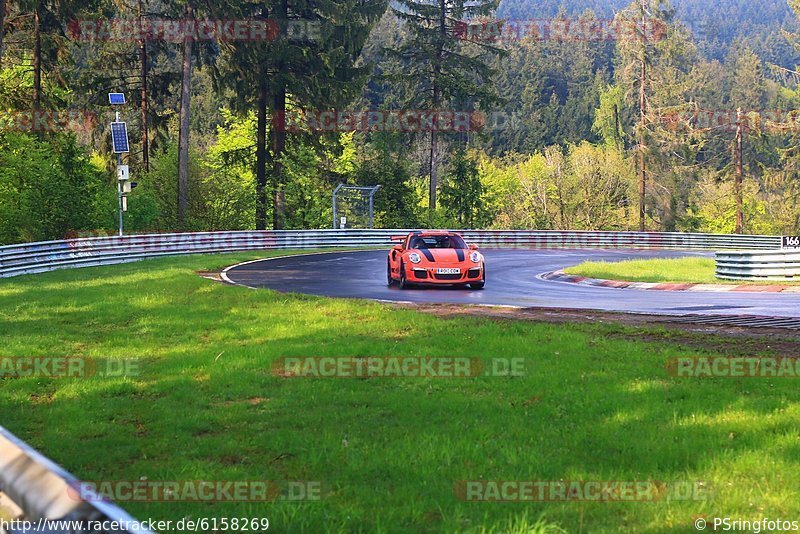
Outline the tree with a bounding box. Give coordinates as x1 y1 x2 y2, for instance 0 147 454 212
389 0 502 218
19 0 100 108
218 0 386 230
353 130 420 228
616 0 704 231
1 0 6 67
727 45 766 110
593 84 627 150
439 148 489 228
177 3 192 227
0 131 107 243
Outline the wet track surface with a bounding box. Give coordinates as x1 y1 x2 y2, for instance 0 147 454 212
223 249 800 319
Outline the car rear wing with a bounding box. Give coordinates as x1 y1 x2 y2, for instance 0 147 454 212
390 235 406 242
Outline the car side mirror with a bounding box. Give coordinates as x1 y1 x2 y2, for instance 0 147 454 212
469 244 479 250
393 244 403 251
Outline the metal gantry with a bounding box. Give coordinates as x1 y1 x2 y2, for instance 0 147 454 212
332 184 382 229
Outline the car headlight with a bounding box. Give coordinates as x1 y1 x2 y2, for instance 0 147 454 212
408 253 422 264
470 252 481 263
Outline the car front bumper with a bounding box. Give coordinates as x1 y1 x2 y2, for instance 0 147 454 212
405 265 484 284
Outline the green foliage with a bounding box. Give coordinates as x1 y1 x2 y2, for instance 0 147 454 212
593 84 627 149
687 173 795 235
202 111 257 231
497 0 796 65
0 131 107 244
281 140 331 230
439 148 491 228
2 0 800 244
484 11 611 155
353 131 420 228
477 142 636 231
141 112 259 232
389 0 502 111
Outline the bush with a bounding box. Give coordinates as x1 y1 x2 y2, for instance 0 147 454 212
0 132 108 244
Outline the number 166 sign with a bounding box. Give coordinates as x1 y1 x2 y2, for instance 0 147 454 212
782 236 800 248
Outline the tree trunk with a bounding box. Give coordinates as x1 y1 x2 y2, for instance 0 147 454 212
271 84 286 230
0 0 7 69
637 7 647 232
427 0 446 219
255 75 268 230
429 130 438 214
33 5 41 109
177 4 193 227
269 0 288 230
139 0 150 172
735 108 744 234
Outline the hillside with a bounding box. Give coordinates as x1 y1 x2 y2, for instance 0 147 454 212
498 0 798 63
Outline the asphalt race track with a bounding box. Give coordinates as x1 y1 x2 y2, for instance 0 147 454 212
223 249 800 319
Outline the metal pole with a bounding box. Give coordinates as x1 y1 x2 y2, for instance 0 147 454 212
117 152 123 237
369 185 381 229
368 193 374 229
332 191 337 229
332 184 344 229
115 110 124 237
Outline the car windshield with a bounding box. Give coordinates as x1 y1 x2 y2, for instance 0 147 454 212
409 235 467 249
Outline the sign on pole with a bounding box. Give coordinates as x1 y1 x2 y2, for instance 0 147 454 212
109 93 131 236
782 236 800 249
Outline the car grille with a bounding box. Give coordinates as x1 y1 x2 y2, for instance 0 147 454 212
468 268 481 278
413 269 428 279
434 273 463 281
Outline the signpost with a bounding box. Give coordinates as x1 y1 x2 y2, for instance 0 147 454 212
782 236 800 249
109 94 131 237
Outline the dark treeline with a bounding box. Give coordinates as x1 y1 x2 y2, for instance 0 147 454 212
0 0 799 244
498 0 797 63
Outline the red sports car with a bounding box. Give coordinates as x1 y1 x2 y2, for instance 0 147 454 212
387 231 485 289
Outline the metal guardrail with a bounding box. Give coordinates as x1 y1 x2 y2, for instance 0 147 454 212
0 425 152 534
716 249 800 280
0 230 781 279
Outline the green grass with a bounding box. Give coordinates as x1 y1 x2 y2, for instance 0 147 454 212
563 257 800 285
1 250 799 533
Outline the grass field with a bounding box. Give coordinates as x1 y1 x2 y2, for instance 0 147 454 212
1 250 799 533
563 257 800 285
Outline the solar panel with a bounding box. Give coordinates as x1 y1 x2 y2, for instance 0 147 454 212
110 122 129 153
108 93 126 105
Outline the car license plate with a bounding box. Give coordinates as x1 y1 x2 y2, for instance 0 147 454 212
437 268 460 275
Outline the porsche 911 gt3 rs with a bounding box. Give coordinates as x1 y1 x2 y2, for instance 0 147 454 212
387 231 485 289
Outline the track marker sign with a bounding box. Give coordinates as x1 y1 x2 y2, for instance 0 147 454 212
782 236 800 249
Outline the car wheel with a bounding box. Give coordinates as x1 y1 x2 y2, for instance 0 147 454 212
387 261 395 286
399 261 409 289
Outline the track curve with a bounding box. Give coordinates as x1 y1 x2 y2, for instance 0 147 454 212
223 250 800 319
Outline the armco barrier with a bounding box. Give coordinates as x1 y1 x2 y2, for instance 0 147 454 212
0 425 152 534
0 230 782 279
716 249 800 280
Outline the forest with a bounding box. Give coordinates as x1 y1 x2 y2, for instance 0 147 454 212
0 0 799 244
